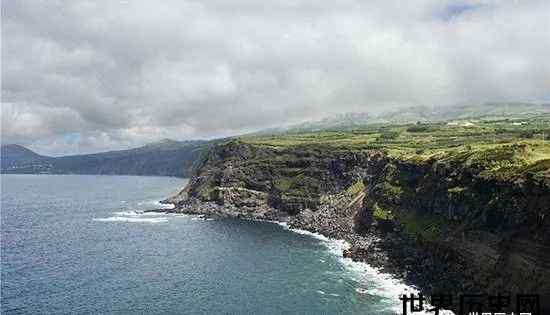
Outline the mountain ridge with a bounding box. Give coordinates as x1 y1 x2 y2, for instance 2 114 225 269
4 102 549 177
1 139 217 177
252 102 550 135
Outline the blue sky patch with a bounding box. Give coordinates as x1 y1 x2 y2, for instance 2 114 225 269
439 2 485 21
63 133 81 145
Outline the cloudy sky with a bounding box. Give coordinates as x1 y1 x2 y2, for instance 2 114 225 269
2 0 549 155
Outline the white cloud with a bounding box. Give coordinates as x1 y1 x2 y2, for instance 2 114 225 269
2 0 549 155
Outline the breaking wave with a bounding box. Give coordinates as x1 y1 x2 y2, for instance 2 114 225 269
93 216 168 223
276 222 454 315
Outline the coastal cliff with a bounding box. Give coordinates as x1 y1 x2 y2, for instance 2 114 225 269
167 138 550 312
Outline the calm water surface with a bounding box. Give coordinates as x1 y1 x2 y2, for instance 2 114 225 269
1 174 413 314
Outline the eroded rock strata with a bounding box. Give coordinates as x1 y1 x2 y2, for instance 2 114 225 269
164 140 550 312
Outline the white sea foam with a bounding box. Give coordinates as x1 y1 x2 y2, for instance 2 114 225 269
355 287 369 294
137 199 175 210
95 206 174 223
276 222 330 242
93 216 168 223
275 221 455 315
191 214 215 221
154 201 175 210
315 289 340 297
95 204 193 224
113 210 167 216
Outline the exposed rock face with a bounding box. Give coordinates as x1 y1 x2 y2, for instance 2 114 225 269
167 139 550 312
362 151 550 303
166 140 368 210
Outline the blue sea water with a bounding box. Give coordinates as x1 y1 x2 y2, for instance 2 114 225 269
1 175 416 314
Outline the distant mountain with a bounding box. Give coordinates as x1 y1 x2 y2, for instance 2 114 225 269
255 102 550 135
294 112 374 132
251 112 375 136
0 144 46 166
377 102 550 123
4 102 548 176
1 139 218 177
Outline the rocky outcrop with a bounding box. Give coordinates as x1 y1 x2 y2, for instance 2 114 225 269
166 140 368 209
168 139 550 312
359 149 550 304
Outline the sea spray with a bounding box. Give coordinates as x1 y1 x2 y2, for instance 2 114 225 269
93 216 169 223
275 221 455 315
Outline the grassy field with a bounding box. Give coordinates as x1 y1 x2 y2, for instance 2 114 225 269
242 116 550 156
241 115 550 178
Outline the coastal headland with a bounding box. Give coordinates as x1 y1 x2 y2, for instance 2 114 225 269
163 119 550 313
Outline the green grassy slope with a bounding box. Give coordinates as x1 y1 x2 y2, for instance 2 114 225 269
241 116 550 179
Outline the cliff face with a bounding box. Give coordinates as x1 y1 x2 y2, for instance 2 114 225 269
169 141 368 213
360 149 550 299
170 139 550 311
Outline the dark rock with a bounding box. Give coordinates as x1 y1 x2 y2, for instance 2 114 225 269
166 140 550 314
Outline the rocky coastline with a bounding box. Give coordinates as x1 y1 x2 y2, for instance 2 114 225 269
160 192 468 306
162 139 550 313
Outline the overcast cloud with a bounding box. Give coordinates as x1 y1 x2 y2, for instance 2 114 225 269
2 0 549 155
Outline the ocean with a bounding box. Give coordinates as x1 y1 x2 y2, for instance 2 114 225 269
1 174 421 314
